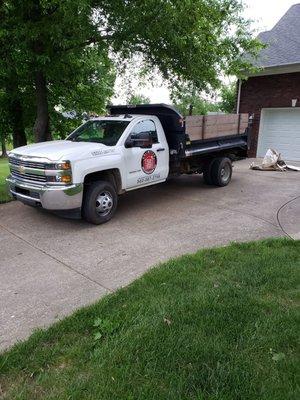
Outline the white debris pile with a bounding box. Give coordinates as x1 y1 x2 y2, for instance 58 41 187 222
250 149 300 172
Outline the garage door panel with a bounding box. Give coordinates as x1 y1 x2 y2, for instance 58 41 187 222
257 109 300 160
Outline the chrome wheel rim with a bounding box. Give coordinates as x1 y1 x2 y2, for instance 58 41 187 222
95 191 113 216
220 164 231 182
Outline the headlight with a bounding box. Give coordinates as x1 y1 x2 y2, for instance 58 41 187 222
47 161 71 170
46 160 72 184
58 175 72 184
46 174 72 184
56 161 71 170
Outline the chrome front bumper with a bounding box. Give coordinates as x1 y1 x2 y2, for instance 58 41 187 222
6 176 83 210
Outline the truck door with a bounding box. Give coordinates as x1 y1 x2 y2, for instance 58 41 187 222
124 119 169 189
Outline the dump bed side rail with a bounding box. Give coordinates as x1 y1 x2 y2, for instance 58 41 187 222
184 134 248 158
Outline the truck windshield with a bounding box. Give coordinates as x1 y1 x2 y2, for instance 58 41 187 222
67 120 130 146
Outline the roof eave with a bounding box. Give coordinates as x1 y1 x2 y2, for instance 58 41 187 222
245 62 300 77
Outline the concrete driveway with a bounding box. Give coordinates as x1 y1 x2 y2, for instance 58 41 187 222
1 159 299 350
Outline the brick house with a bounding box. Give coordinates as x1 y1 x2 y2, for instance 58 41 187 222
236 4 300 160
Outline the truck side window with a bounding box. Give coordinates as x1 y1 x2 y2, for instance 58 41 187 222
131 120 158 143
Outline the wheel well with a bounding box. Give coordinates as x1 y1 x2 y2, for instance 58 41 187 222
83 169 122 194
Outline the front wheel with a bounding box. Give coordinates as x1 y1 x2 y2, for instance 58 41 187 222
82 181 117 224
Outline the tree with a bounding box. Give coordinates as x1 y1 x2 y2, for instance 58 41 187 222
49 46 115 138
218 82 237 113
0 90 9 157
1 0 261 145
128 94 151 105
98 0 261 87
1 0 114 144
0 5 31 148
171 86 219 116
175 97 219 116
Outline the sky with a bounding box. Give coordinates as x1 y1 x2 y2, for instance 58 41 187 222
113 0 298 104
244 0 297 31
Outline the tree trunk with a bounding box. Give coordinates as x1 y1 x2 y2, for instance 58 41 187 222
10 98 27 149
1 135 7 158
33 71 51 142
6 73 27 149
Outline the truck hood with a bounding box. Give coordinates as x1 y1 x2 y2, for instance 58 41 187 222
10 140 112 161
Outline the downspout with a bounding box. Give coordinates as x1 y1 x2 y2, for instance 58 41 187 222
236 78 242 114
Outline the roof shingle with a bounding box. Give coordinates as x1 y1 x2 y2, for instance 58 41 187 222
254 4 300 68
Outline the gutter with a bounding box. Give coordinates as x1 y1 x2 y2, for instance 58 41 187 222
244 62 300 77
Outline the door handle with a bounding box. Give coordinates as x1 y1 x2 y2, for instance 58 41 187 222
157 148 165 152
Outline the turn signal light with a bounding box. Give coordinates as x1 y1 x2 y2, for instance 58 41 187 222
61 175 72 183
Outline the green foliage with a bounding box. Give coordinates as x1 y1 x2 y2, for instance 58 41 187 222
99 0 262 89
218 82 237 113
128 93 151 105
0 239 299 399
93 318 119 342
171 86 219 116
172 81 239 116
0 158 11 203
0 90 10 153
49 46 115 138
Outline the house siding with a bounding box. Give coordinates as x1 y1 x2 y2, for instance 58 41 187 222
238 72 300 156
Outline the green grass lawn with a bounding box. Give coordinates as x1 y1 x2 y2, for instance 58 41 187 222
0 158 11 203
0 239 299 399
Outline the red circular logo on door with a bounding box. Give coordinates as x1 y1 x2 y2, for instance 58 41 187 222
141 150 157 174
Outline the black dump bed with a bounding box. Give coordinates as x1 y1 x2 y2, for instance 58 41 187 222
108 104 249 159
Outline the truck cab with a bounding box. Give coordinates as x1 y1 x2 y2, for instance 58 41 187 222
7 104 249 224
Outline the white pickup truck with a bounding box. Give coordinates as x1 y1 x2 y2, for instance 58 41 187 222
7 104 250 224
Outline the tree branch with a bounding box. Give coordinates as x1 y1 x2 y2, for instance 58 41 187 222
55 33 115 54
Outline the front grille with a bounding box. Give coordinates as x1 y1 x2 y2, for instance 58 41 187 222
11 171 47 183
9 157 47 169
9 155 48 184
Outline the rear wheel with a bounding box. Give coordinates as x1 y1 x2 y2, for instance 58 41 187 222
82 181 117 224
203 159 215 185
211 157 232 187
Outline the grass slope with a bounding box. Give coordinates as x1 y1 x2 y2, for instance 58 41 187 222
0 239 299 399
0 158 11 203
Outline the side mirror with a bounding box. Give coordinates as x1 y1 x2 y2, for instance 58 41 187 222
125 132 153 149
125 138 134 148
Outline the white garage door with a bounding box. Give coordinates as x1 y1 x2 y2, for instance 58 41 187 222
257 108 300 161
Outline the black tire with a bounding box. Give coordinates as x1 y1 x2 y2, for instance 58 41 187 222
211 157 232 187
203 159 216 185
82 181 117 224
